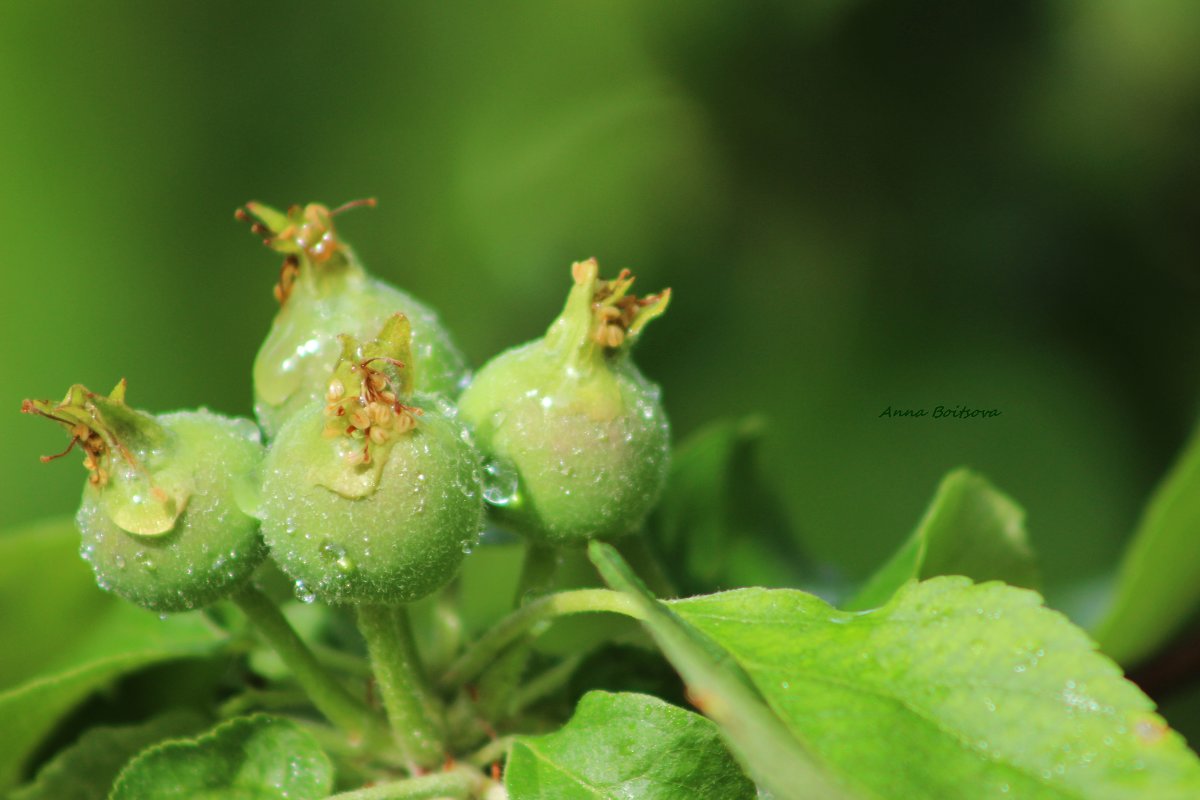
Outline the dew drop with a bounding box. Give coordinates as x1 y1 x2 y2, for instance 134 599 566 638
294 579 316 604
482 458 519 507
321 541 356 574
114 554 127 570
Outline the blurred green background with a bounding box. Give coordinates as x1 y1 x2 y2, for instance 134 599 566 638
3 2 1200 626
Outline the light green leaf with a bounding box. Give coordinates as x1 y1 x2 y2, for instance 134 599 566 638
588 542 853 800
672 577 1200 800
506 690 755 800
10 711 207 800
0 517 122 689
109 714 333 800
648 417 812 594
0 518 217 689
847 468 1039 610
1095 421 1200 666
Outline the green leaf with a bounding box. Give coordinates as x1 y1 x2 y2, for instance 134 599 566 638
0 519 221 790
109 714 333 800
1095 421 1200 666
0 518 218 689
847 468 1039 610
0 651 207 790
10 711 207 800
0 517 123 689
671 578 1200 800
588 542 853 800
505 690 755 800
648 417 813 594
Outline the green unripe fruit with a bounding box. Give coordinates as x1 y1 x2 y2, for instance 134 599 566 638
22 383 265 612
258 315 484 605
238 200 468 436
459 259 671 546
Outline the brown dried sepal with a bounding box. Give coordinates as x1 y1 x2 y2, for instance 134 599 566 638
19 382 164 498
236 198 377 306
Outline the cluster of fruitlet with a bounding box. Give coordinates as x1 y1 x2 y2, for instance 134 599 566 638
22 199 671 615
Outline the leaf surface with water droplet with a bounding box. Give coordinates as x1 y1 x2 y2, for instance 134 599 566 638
667 577 1200 799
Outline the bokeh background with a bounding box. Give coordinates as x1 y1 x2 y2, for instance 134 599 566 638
3 0 1200 725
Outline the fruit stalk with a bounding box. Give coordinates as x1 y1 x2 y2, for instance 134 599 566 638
440 588 643 689
356 603 446 770
233 585 378 744
513 541 559 606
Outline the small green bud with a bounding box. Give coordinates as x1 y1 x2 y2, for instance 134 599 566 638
459 259 671 546
258 314 484 605
22 383 265 612
238 200 468 436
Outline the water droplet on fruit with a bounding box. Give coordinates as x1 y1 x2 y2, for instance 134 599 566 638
482 458 519 507
294 579 316 604
319 540 356 573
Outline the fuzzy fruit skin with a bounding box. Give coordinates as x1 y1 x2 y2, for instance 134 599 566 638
258 396 484 605
76 410 266 613
254 271 467 437
458 342 670 546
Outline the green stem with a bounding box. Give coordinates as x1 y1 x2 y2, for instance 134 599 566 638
218 687 309 719
326 766 486 800
440 588 643 690
357 604 445 771
514 541 561 606
466 735 514 768
504 653 587 721
233 586 376 744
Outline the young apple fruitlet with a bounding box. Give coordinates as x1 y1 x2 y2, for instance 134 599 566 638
258 314 484 605
22 382 266 612
239 200 468 436
458 258 671 546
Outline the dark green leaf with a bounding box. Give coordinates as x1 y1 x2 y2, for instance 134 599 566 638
506 690 755 800
10 711 207 800
109 714 333 800
0 653 209 790
1095 421 1200 666
847 468 1038 610
648 417 813 594
672 578 1200 799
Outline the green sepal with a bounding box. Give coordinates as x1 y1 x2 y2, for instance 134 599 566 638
313 314 420 499
543 258 671 369
93 467 188 539
22 382 188 536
